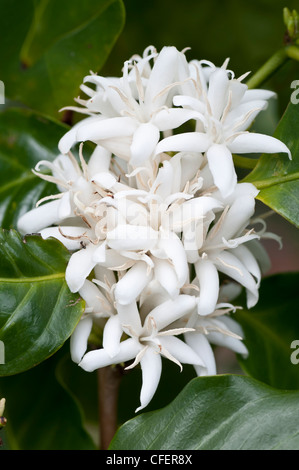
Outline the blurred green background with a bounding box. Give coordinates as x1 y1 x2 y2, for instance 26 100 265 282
104 0 299 107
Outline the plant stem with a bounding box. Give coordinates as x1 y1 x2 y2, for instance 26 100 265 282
248 171 299 189
246 48 289 89
97 365 122 450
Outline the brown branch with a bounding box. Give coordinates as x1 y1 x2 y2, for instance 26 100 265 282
97 365 123 450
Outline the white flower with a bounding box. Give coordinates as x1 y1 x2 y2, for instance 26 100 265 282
59 46 198 166
79 293 203 412
156 60 291 197
190 183 263 315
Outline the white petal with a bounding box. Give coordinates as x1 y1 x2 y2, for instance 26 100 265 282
130 123 160 165
232 245 261 286
79 279 109 314
40 226 85 251
17 200 61 235
184 332 216 376
149 295 197 331
136 348 162 412
92 241 106 264
102 315 123 357
87 146 111 174
65 244 98 293
241 89 276 103
76 116 137 143
152 108 203 132
159 336 205 366
58 116 100 154
195 259 219 316
206 144 237 198
114 262 153 305
156 132 210 155
107 225 158 252
92 172 117 189
70 316 93 364
214 251 259 308
116 301 142 333
157 234 189 287
79 338 141 372
224 100 268 132
228 133 291 159
144 46 179 108
58 192 72 219
208 330 248 357
153 258 179 298
208 68 229 120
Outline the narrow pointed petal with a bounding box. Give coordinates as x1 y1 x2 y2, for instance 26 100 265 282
136 348 162 412
58 192 72 219
144 46 179 108
208 330 248 357
214 251 259 308
195 259 219 316
116 301 142 333
159 336 205 366
40 226 86 251
154 258 179 298
102 315 123 357
76 117 137 143
65 243 98 293
92 172 117 189
156 132 210 155
149 295 197 331
87 145 111 174
241 89 276 103
70 316 93 364
79 338 141 372
208 68 229 120
152 108 203 132
184 332 216 376
158 234 189 287
79 279 109 314
228 133 291 159
58 116 100 154
130 123 160 165
233 245 261 285
206 144 237 198
114 262 153 305
17 200 61 235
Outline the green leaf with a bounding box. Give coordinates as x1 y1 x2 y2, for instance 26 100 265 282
110 374 299 450
235 272 299 390
0 0 125 118
0 230 85 376
0 348 96 450
244 101 299 227
0 108 69 229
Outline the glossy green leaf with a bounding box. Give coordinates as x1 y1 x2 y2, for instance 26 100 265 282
0 0 125 118
235 272 299 390
0 108 69 229
0 348 96 450
0 230 85 376
244 101 299 227
110 374 299 450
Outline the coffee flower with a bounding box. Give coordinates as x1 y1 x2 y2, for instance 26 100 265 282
16 44 289 413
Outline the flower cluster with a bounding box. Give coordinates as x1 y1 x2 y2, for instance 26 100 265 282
18 46 290 412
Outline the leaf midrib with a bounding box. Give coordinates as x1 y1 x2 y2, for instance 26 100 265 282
0 273 65 283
